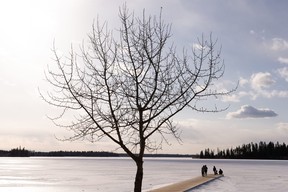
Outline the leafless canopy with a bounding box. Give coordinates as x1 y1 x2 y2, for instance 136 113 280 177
42 6 234 160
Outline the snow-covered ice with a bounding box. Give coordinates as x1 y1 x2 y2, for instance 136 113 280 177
0 157 287 192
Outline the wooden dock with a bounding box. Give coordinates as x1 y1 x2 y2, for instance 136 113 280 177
149 174 223 192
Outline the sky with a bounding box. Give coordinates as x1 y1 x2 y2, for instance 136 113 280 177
0 0 288 154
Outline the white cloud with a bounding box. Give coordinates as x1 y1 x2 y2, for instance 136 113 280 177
222 94 240 102
277 122 288 133
210 80 239 102
270 90 288 97
226 105 278 119
250 72 275 90
230 72 288 101
261 89 288 98
270 38 288 51
249 30 255 35
192 43 204 50
239 77 249 87
278 67 288 82
278 57 288 64
222 91 249 102
247 89 288 100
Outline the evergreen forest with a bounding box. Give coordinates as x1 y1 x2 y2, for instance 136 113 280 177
199 141 288 159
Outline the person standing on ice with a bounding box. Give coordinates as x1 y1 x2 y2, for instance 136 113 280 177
201 165 205 177
204 165 208 176
213 166 218 175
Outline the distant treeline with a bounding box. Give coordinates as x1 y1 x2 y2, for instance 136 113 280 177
0 147 30 157
0 147 119 157
32 151 120 157
119 153 192 158
0 147 192 158
199 141 288 160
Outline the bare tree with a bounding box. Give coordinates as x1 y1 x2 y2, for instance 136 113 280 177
42 5 235 192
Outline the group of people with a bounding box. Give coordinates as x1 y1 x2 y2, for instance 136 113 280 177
201 165 223 177
201 165 208 176
213 166 223 175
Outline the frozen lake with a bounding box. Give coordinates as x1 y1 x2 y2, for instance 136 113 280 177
0 157 287 192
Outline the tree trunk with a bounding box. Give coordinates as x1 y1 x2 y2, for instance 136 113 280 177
134 159 144 192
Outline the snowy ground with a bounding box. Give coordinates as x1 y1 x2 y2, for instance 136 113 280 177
187 159 288 192
0 157 287 192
